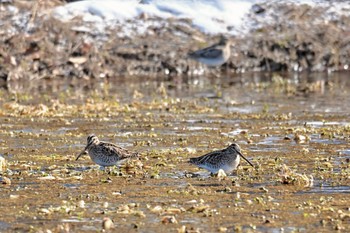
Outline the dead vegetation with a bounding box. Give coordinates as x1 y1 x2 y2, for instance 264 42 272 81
0 1 350 82
0 0 349 83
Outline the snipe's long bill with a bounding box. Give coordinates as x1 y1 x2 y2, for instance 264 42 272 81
76 134 139 167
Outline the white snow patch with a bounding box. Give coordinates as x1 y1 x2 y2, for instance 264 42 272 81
33 0 350 36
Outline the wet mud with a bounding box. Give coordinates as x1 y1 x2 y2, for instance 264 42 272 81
0 72 350 232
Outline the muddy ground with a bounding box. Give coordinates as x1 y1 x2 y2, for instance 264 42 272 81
0 72 350 232
0 1 350 233
0 0 350 83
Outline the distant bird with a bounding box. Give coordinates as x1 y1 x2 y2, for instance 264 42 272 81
189 143 253 174
188 36 231 67
76 134 139 167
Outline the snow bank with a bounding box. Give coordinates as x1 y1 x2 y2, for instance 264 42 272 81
52 0 350 35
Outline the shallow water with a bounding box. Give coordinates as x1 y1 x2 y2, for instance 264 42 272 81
0 72 350 232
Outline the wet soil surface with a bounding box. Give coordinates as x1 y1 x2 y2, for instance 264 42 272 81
0 72 350 232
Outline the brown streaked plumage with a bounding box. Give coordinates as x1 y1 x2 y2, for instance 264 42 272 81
189 143 253 174
76 134 139 166
188 36 231 67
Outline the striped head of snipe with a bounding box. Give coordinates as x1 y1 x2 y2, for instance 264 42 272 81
227 143 241 153
227 143 254 167
76 134 99 161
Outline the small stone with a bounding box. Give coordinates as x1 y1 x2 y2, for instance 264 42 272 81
102 217 114 230
161 215 178 224
246 200 253 205
0 155 7 172
252 4 265 14
259 187 269 193
39 208 51 214
177 225 186 233
294 134 306 142
0 176 11 185
78 200 85 208
217 169 227 180
235 192 241 200
165 207 182 214
150 205 163 214
264 219 273 224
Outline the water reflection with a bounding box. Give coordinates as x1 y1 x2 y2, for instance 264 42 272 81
2 72 349 103
304 185 350 194
0 221 10 231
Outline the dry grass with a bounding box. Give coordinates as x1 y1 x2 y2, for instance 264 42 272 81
0 0 349 83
